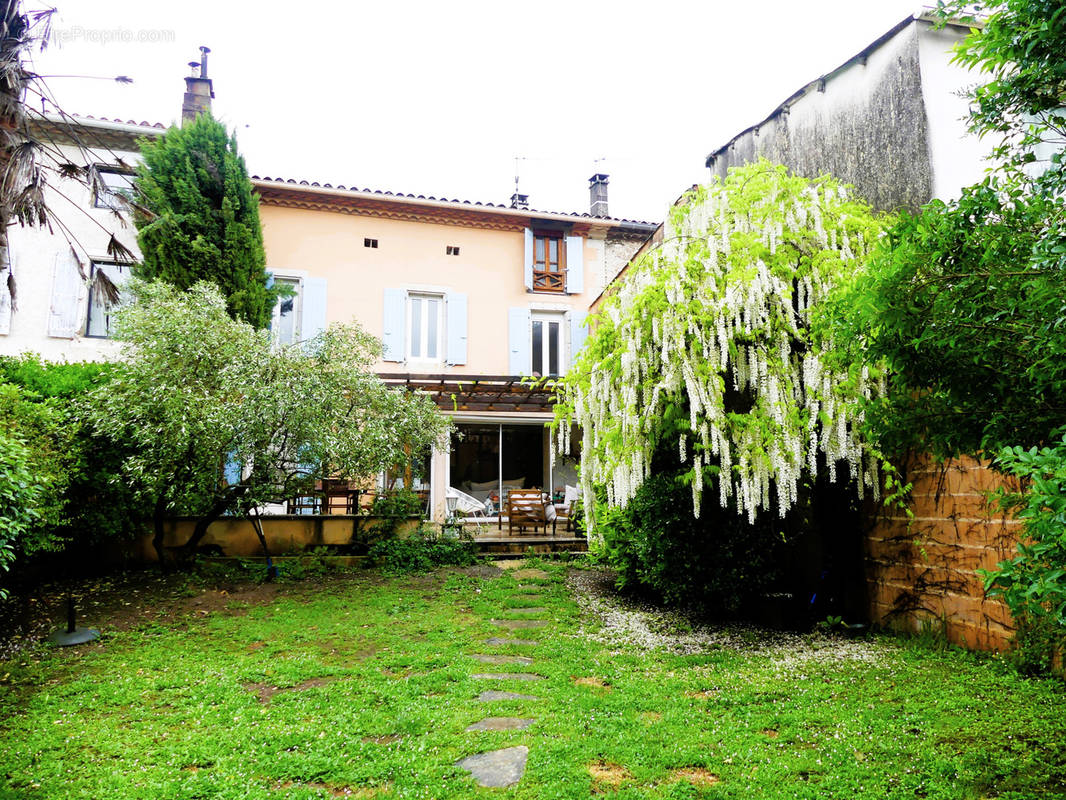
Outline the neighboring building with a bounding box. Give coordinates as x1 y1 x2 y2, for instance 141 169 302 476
705 13 988 214
0 114 164 360
253 175 655 519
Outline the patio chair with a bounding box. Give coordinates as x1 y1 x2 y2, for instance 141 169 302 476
446 486 490 533
506 488 554 536
556 484 582 533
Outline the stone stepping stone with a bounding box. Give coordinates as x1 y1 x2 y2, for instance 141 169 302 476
485 637 537 646
466 717 536 732
512 569 550 580
515 584 545 592
470 654 534 665
472 672 544 681
509 595 545 604
457 745 528 788
478 690 540 702
492 619 547 630
506 607 548 615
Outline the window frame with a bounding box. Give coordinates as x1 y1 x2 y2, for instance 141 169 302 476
532 231 565 293
92 167 136 210
270 275 303 346
406 291 445 364
530 310 567 377
84 260 132 339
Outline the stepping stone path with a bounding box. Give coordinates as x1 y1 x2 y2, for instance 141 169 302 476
456 746 529 788
458 560 554 789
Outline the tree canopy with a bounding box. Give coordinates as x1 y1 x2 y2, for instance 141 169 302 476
133 115 279 328
554 160 887 530
85 280 449 564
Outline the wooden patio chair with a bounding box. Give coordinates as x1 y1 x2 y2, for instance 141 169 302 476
506 489 554 536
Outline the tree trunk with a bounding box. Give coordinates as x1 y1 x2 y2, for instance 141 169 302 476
178 486 246 562
151 495 169 572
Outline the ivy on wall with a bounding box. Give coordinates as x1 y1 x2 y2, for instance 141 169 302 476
553 160 888 532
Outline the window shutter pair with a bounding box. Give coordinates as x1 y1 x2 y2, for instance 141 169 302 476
264 272 328 342
381 289 468 365
521 227 584 294
506 308 589 376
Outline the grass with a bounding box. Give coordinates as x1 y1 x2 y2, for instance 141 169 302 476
0 559 1064 799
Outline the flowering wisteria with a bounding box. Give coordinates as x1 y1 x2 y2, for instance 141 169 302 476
553 161 887 534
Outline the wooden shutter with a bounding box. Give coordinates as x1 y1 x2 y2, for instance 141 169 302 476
445 291 468 365
523 228 534 291
565 235 584 294
508 306 531 375
382 288 406 362
569 310 588 365
300 277 328 342
48 249 84 338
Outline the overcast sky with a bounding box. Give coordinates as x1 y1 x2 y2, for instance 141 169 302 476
30 1 932 223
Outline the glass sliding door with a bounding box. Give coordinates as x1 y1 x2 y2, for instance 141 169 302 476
450 422 549 517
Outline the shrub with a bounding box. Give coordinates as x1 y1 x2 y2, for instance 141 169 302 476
365 527 478 574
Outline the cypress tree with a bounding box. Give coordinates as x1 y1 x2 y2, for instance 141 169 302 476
133 114 277 328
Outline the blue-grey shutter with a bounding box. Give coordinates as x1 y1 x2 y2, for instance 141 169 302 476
48 249 83 338
523 228 534 291
300 277 328 341
445 291 468 365
565 235 584 294
570 310 588 365
265 271 275 289
224 452 242 486
508 307 531 375
382 288 406 362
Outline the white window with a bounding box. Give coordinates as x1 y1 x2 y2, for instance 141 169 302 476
271 277 301 345
93 168 135 210
531 311 566 377
407 292 443 362
85 261 132 338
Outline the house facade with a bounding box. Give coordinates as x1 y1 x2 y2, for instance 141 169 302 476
0 99 655 524
253 176 655 520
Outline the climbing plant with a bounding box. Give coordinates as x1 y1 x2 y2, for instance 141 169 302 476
553 160 888 533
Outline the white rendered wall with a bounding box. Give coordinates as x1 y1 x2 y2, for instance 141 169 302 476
1 140 142 362
917 24 993 200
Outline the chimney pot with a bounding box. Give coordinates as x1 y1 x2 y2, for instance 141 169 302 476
589 173 609 218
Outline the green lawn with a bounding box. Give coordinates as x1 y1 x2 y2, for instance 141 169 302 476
1 559 1064 799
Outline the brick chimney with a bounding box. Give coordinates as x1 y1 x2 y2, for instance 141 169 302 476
589 173 609 217
181 46 214 125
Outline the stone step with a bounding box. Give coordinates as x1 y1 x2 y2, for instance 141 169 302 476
505 607 548 615
470 654 534 665
477 690 540 702
485 637 537 647
466 717 535 732
492 619 547 630
472 673 545 681
457 746 529 788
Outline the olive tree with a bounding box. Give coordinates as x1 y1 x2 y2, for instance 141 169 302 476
86 280 449 565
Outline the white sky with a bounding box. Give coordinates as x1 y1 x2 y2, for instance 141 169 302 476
30 1 928 223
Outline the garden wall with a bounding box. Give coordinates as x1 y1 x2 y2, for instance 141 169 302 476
130 516 422 561
864 455 1021 651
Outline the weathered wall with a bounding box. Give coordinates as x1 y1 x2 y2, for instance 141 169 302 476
708 23 932 213
865 455 1021 651
129 515 422 561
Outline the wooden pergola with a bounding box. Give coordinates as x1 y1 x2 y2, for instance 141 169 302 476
378 373 560 414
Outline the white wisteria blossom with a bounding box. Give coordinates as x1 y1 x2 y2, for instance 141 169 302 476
553 160 888 535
